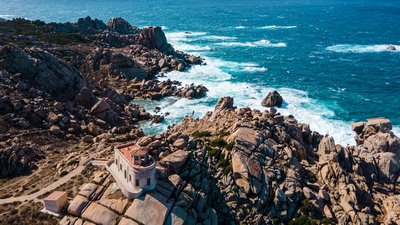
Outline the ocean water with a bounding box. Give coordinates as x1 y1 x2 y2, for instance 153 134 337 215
1 0 399 145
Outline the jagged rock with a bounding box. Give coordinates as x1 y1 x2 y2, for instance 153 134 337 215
81 202 118 225
0 145 41 178
135 27 174 54
383 196 400 225
107 17 140 34
90 98 111 114
261 90 283 107
50 16 108 34
0 117 9 133
76 87 94 107
387 45 397 51
0 44 84 98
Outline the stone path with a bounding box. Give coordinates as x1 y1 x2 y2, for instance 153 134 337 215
0 165 85 205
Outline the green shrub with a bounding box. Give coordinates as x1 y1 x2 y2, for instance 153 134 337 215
288 215 317 225
210 138 227 148
223 165 233 176
225 142 234 151
60 171 69 177
192 130 211 138
217 130 230 137
205 144 217 157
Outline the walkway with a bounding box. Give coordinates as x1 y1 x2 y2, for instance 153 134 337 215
0 165 85 205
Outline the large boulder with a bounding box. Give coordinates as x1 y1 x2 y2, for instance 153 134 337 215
135 27 175 54
232 151 263 194
160 150 189 172
261 90 283 107
228 127 265 152
67 195 89 217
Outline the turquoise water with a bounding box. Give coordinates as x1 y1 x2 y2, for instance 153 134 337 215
1 0 399 144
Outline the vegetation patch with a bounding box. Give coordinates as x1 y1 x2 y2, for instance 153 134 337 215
210 138 227 148
192 130 211 138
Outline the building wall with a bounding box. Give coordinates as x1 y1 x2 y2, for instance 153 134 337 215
114 148 156 191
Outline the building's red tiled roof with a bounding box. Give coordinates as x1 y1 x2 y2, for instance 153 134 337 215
117 143 148 163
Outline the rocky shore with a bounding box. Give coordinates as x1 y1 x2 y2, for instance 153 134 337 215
1 16 400 225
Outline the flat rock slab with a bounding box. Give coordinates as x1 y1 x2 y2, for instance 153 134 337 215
118 217 139 225
98 198 129 214
124 193 173 225
81 202 118 225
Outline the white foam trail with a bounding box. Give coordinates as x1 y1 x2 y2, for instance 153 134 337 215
235 26 247 29
216 39 287 48
326 44 400 53
242 67 268 72
260 25 297 29
196 35 237 41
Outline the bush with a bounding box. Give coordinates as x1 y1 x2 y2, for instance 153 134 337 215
288 215 317 225
217 130 230 137
205 144 217 157
223 165 233 176
192 130 211 138
210 138 227 148
60 171 69 177
225 142 234 151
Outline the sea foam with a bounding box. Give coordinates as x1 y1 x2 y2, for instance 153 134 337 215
326 44 400 53
260 25 297 29
216 39 287 48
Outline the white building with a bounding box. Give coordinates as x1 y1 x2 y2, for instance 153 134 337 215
43 191 68 214
107 143 156 199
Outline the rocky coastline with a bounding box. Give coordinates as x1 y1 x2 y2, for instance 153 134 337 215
0 16 399 225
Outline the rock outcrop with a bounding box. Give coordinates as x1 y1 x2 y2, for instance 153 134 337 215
0 44 84 99
0 145 42 178
135 27 175 55
107 17 140 35
261 90 283 107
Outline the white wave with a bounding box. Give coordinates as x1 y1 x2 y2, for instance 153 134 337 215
161 26 168 30
326 44 400 53
0 14 14 19
142 55 356 145
260 25 297 29
242 66 268 72
216 39 287 48
235 26 247 29
196 35 237 41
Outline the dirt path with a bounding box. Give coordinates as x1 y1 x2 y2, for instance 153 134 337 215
0 165 85 205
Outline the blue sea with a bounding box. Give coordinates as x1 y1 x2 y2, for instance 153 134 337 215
1 0 399 144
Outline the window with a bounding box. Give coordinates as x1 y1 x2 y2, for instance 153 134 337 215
135 179 139 187
124 170 126 179
129 175 131 181
147 178 151 186
119 164 122 171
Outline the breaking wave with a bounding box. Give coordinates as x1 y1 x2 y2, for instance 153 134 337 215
326 44 400 53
